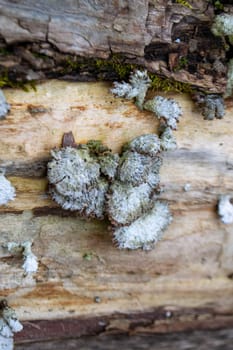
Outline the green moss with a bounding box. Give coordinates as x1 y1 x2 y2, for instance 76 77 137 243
0 47 11 56
149 73 194 93
0 69 36 91
95 54 136 79
63 54 136 80
212 1 224 11
175 0 192 9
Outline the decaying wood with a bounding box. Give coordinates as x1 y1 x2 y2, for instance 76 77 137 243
0 0 231 93
16 329 233 350
0 81 233 344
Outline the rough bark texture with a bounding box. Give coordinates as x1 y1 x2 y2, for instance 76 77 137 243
0 81 233 346
16 329 233 350
0 0 232 92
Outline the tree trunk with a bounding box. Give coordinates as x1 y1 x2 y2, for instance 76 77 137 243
0 0 233 348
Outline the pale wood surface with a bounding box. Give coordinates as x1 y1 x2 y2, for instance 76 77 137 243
0 81 232 331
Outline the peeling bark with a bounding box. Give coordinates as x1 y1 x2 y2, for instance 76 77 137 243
0 0 232 93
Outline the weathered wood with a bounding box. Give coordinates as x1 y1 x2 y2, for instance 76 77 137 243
0 0 231 93
0 81 233 342
15 329 233 350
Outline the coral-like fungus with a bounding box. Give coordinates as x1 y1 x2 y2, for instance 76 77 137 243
193 93 225 120
0 171 15 206
4 241 38 274
48 133 172 250
111 70 151 109
0 90 10 120
218 195 233 224
0 299 23 350
144 96 182 129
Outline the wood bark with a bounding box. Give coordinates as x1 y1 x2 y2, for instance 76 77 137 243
16 329 233 350
0 0 233 346
0 0 232 93
0 81 232 345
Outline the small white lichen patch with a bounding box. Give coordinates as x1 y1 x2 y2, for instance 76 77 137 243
0 300 23 350
144 96 182 129
21 241 38 273
0 90 10 120
218 195 233 224
107 182 153 225
111 70 151 109
192 93 225 119
211 14 233 45
160 126 177 151
225 58 233 98
48 145 110 219
125 134 161 157
4 241 38 274
113 201 172 250
0 172 16 206
118 150 161 187
183 183 191 192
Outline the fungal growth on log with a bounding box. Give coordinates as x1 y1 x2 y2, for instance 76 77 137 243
144 96 182 130
3 241 38 274
211 13 233 45
0 171 15 206
47 132 172 250
193 93 225 120
212 13 233 99
106 134 172 249
47 133 118 219
112 70 182 150
111 70 151 109
0 90 10 120
0 299 23 350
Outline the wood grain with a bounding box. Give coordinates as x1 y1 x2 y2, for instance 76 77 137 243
0 81 232 338
15 329 233 350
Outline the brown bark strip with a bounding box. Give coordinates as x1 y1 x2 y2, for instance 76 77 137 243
15 329 233 350
15 308 233 344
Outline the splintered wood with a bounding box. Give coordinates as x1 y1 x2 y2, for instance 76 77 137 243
0 81 232 329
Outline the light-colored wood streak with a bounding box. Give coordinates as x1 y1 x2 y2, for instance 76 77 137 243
0 81 232 326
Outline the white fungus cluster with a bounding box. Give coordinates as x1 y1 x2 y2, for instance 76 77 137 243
0 171 16 206
113 201 172 250
0 300 23 350
211 14 233 98
193 93 225 120
225 58 233 98
48 133 172 250
0 90 10 120
218 195 233 224
159 126 177 151
47 142 119 219
211 14 233 45
144 96 182 130
4 241 38 274
111 70 183 150
107 135 172 250
111 70 151 109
